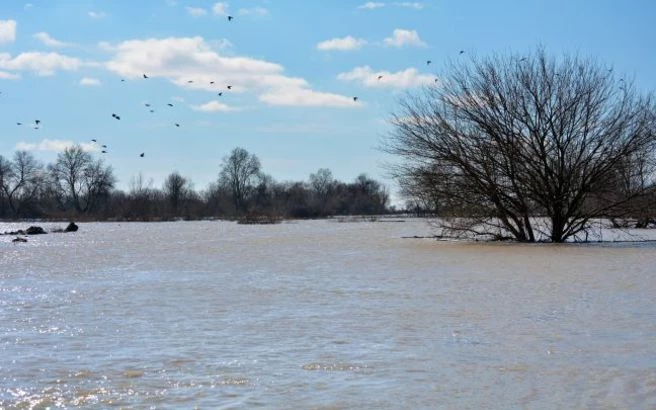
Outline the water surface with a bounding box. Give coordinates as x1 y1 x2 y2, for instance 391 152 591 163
1 220 655 408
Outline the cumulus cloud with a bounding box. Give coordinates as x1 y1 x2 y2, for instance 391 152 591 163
186 6 207 17
16 139 98 153
192 100 239 112
317 36 367 51
88 11 107 19
79 77 101 86
383 29 426 47
259 88 359 107
0 20 17 44
238 7 268 16
395 2 424 9
103 36 355 107
0 71 20 80
0 52 82 76
212 2 229 16
338 65 435 88
33 32 72 48
357 2 384 9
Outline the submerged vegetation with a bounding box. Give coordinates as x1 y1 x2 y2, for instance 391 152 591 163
0 146 390 221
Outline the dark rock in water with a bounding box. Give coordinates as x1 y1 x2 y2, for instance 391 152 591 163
25 226 47 235
12 236 27 243
64 222 79 232
4 229 26 235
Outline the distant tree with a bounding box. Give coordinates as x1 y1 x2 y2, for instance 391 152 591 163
163 171 192 216
48 145 115 213
218 147 262 215
0 151 44 217
309 168 334 214
386 48 656 242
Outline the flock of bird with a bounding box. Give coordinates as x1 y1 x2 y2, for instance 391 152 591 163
5 12 467 160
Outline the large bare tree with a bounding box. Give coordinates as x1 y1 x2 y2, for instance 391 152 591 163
386 48 656 242
163 171 192 215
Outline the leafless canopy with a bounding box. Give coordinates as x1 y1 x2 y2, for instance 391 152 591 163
386 48 656 242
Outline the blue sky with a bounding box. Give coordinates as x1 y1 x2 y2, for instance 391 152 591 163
1 1 655 198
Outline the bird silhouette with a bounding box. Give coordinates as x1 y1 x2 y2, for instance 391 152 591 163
35 120 40 125
187 80 194 83
175 123 180 127
112 113 121 120
520 57 527 62
140 153 144 157
353 97 358 102
227 15 233 21
102 150 107 154
16 122 22 126
210 81 215 85
121 79 125 82
459 50 465 55
218 92 223 96
227 85 232 90
150 109 155 113
426 60 432 65
91 139 97 142
143 74 149 79
167 103 174 107
102 144 107 148
377 75 384 80
145 103 151 107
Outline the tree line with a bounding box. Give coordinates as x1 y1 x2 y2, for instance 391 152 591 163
386 47 656 242
0 146 390 221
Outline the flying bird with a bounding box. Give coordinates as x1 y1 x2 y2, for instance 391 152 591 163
112 113 121 120
167 103 174 107
145 103 151 107
102 150 107 154
187 80 194 83
91 139 97 142
102 144 107 148
426 60 432 65
377 75 384 80
210 81 215 85
227 15 233 21
16 122 22 126
459 50 465 55
121 79 125 82
35 120 40 125
140 153 144 157
217 92 223 96
353 97 358 102
143 74 149 79
226 85 232 90
150 109 155 113
175 123 180 127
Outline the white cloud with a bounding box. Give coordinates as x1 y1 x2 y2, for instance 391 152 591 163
338 65 435 88
212 2 229 16
317 36 367 51
357 2 384 9
33 32 72 48
103 36 356 107
79 77 101 86
88 11 107 19
0 71 20 80
237 7 268 16
16 139 98 153
24 3 34 10
383 29 426 48
259 88 359 107
0 52 82 76
0 20 17 44
192 100 239 112
186 6 208 17
394 2 424 9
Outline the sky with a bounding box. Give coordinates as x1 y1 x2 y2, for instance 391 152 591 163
1 0 655 198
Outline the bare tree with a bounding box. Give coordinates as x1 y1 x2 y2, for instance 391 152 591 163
0 151 44 217
48 145 115 213
309 168 334 213
218 147 261 215
386 48 656 242
163 171 191 215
